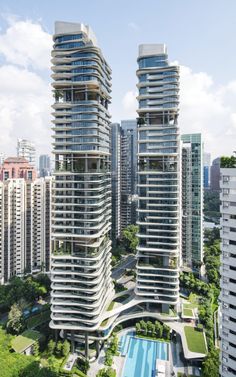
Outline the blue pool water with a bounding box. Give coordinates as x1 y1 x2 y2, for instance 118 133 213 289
119 332 168 377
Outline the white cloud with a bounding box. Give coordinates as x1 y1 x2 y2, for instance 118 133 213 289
0 18 52 158
0 65 51 155
0 18 52 70
122 66 236 158
122 90 137 117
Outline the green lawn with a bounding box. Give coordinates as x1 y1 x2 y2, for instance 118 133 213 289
26 309 50 329
183 308 194 317
184 326 207 354
11 330 41 353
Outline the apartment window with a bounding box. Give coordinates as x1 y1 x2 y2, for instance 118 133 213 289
223 176 230 183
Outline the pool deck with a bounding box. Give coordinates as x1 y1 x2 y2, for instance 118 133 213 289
118 329 170 377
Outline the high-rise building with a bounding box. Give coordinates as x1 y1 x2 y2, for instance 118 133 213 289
39 154 51 177
120 119 137 193
120 120 137 231
111 123 121 243
181 133 203 271
210 157 220 191
219 165 236 377
135 44 180 313
0 153 5 166
0 159 52 283
111 120 138 245
17 139 36 166
203 152 211 189
50 21 113 356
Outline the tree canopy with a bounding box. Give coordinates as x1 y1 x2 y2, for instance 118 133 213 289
122 225 138 253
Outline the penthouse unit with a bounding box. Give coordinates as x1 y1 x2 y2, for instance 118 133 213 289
135 44 180 312
219 165 236 377
50 21 113 356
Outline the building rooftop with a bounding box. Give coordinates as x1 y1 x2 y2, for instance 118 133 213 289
4 157 29 163
138 43 167 58
54 21 98 46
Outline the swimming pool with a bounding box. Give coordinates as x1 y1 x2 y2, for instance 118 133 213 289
119 332 168 377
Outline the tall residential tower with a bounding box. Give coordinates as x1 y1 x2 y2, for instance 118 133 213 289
50 21 113 356
181 133 203 271
135 44 180 312
219 164 236 377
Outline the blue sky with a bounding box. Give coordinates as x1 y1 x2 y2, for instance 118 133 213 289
0 0 235 159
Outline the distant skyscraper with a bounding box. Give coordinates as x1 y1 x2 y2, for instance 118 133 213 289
111 120 137 245
111 123 121 243
50 21 113 357
181 133 203 271
39 154 51 177
135 44 180 312
17 139 36 166
210 157 220 191
120 119 137 193
0 159 51 283
120 120 137 230
219 164 236 377
0 153 5 166
203 152 211 189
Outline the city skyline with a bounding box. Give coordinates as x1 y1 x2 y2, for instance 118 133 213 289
0 11 227 376
0 0 235 158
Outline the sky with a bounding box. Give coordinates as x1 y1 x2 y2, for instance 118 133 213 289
0 0 235 160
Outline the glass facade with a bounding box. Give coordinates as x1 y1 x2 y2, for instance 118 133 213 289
50 22 113 357
135 44 180 312
181 134 203 271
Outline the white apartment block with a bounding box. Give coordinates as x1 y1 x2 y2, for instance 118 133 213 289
17 139 36 167
0 177 52 283
220 167 236 377
50 21 113 357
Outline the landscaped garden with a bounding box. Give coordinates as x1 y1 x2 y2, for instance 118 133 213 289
11 329 42 353
184 326 207 354
135 320 171 341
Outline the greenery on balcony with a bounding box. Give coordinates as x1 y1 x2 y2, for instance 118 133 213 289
184 326 207 354
53 89 64 102
136 117 145 125
107 301 115 311
220 155 236 168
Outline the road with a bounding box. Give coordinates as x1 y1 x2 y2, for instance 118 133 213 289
112 254 136 280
